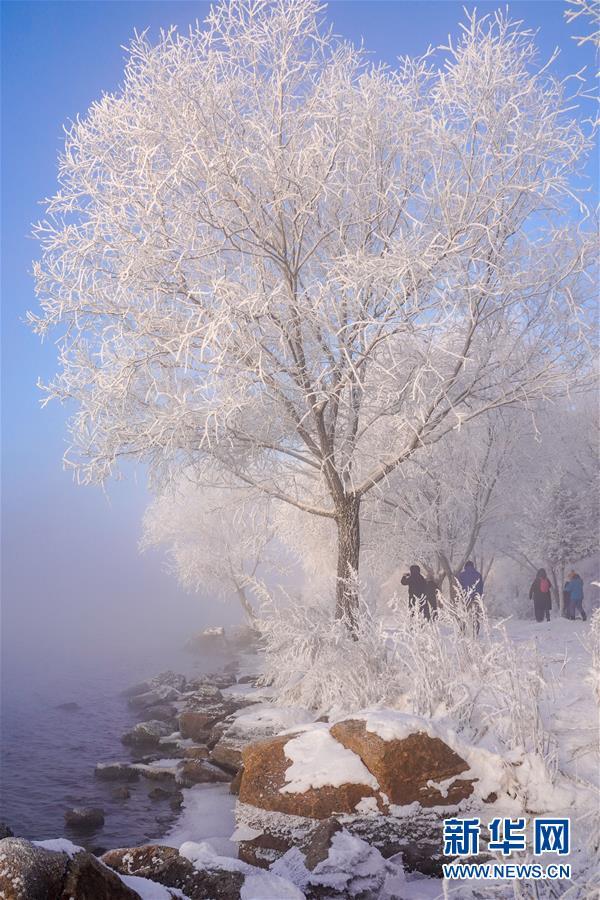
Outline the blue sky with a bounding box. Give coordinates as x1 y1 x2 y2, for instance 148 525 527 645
1 1 596 665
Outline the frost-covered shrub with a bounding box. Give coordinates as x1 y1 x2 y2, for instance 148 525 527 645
386 593 551 762
585 608 600 704
256 594 404 719
258 590 551 769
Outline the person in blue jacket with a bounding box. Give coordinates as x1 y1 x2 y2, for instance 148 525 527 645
456 561 484 633
566 571 586 621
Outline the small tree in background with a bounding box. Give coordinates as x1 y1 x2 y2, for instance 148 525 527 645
32 0 595 627
142 477 278 624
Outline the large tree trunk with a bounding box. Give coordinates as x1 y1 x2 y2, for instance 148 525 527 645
335 497 361 631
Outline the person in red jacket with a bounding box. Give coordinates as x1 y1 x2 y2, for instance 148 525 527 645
529 568 552 622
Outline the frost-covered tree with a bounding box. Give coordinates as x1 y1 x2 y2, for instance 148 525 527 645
31 1 595 626
518 470 597 611
564 0 600 47
510 395 599 610
369 412 519 592
142 478 278 623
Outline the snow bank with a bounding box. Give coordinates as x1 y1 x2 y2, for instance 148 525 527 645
281 725 379 794
161 783 236 856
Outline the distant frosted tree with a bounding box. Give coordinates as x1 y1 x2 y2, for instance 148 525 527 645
519 471 597 610
142 478 278 623
512 397 599 610
32 1 595 627
370 412 519 591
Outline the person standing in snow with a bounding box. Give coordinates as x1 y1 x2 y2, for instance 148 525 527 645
566 571 586 621
529 568 552 622
401 565 430 618
456 561 484 633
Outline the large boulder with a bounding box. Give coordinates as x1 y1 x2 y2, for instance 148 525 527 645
102 845 245 899
239 729 382 819
330 717 474 807
0 838 140 899
177 701 246 742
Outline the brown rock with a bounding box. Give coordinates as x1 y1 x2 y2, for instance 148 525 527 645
179 710 226 742
239 734 381 818
209 737 244 773
0 838 140 899
230 767 243 795
102 844 245 899
237 830 296 869
175 744 210 760
176 759 231 787
95 763 140 782
330 719 473 807
64 807 105 830
111 786 131 800
298 817 344 871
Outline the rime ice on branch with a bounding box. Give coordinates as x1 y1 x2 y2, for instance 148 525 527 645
31 0 596 624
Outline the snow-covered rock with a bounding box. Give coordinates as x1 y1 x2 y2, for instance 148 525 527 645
330 716 473 806
239 727 382 819
273 828 405 898
0 837 145 898
102 840 304 899
121 720 174 748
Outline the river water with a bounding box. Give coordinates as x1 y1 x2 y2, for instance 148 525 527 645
1 637 232 851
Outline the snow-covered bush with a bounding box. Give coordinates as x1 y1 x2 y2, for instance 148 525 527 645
386 594 551 762
258 589 552 769
585 608 600 704
256 592 403 719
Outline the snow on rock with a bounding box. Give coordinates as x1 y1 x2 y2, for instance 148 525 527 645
0 837 141 899
119 872 185 898
281 725 379 794
227 705 315 739
33 838 82 858
179 840 305 899
239 733 382 818
240 871 306 899
272 828 405 898
341 709 510 803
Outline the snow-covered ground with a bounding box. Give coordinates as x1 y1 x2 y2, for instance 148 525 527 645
156 614 599 898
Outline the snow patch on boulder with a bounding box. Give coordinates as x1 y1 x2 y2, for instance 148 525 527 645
281 725 379 794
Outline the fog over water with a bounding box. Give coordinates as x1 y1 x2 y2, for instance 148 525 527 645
0 467 243 842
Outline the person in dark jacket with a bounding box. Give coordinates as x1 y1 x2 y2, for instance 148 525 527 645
456 561 484 632
424 578 439 620
401 565 430 618
530 568 552 622
566 571 586 621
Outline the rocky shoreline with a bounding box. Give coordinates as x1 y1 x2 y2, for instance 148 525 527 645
0 627 511 898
